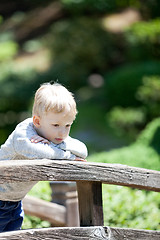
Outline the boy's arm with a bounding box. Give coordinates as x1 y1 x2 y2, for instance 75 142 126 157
59 136 88 159
14 135 76 160
14 136 76 160
30 135 87 161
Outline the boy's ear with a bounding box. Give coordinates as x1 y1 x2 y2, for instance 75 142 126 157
33 115 41 128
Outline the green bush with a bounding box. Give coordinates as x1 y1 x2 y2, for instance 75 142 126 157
22 215 51 230
136 117 160 150
103 185 160 230
89 118 160 170
125 18 160 44
88 143 160 171
136 75 160 119
124 18 160 61
107 107 145 139
106 75 160 139
137 76 160 103
105 61 160 108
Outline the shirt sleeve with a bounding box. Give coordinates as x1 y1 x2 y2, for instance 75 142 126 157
13 120 76 160
59 136 88 159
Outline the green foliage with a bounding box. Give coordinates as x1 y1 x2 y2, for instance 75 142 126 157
107 107 145 138
103 185 160 230
137 76 160 103
124 19 160 60
136 75 160 119
0 41 18 61
0 66 37 112
105 61 160 108
125 18 160 43
23 40 43 53
136 117 160 148
107 75 160 139
27 181 52 201
89 118 160 170
22 215 51 230
89 144 160 171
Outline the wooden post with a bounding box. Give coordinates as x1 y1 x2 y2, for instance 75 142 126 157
76 181 104 226
65 192 79 227
50 181 79 226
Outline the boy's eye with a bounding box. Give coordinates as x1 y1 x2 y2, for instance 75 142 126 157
53 124 59 127
66 124 71 128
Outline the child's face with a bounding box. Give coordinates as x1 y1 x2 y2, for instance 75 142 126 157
34 111 75 144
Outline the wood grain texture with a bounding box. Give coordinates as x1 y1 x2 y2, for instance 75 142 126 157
0 227 160 240
0 160 160 192
107 227 160 240
77 181 103 226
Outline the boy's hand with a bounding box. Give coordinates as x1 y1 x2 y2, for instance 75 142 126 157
30 135 50 144
75 157 87 162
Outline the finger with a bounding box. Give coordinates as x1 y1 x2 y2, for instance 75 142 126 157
41 139 50 144
31 136 44 143
30 135 40 141
75 158 87 162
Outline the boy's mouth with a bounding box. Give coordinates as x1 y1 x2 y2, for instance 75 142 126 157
55 138 63 142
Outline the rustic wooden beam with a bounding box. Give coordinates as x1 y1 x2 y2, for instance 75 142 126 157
23 195 66 226
0 160 160 192
110 227 160 240
0 226 160 240
77 181 103 226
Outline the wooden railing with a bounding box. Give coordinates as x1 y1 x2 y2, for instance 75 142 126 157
0 159 160 240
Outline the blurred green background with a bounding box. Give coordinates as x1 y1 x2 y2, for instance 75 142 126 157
0 0 160 231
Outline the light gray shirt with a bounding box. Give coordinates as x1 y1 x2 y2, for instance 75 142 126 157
0 118 88 201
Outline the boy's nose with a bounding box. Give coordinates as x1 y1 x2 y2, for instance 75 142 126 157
59 128 66 137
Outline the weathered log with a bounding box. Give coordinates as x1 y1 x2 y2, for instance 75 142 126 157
0 160 159 192
0 226 160 240
23 195 66 226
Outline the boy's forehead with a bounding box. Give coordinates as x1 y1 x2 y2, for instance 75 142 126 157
45 110 75 121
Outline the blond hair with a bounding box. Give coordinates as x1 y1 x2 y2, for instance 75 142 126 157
32 82 77 117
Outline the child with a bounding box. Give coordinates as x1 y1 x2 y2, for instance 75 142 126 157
0 82 88 232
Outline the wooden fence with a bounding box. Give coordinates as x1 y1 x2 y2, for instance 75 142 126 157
23 182 79 227
0 159 160 239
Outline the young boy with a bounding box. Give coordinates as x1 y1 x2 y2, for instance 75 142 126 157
0 82 88 232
